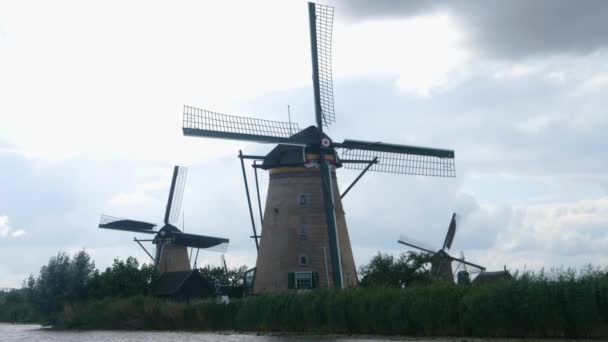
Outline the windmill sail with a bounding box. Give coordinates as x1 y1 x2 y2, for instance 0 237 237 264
452 251 485 274
442 213 457 250
164 166 187 224
99 215 157 233
308 2 335 127
172 231 229 252
336 140 456 177
397 235 437 255
183 106 302 145
221 254 228 273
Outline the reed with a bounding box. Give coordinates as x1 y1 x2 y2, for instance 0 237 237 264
54 272 608 338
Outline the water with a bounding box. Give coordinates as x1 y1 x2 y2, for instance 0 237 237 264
0 324 417 342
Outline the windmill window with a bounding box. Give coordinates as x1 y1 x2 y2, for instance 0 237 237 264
299 224 309 239
346 272 352 287
288 271 318 289
295 271 313 289
297 193 311 207
299 254 309 266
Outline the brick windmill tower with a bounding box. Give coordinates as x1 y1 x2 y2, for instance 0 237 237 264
182 3 456 292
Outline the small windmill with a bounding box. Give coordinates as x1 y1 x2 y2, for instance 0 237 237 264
99 166 229 274
182 3 456 292
398 213 485 282
453 250 484 284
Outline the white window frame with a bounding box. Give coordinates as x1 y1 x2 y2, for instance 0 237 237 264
295 271 313 289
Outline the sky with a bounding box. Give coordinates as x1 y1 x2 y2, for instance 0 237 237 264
1 0 607 287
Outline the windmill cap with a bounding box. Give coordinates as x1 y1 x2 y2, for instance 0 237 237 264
260 126 341 170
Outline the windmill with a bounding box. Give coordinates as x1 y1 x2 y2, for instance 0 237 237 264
398 213 485 282
182 3 456 292
99 166 229 274
453 250 484 284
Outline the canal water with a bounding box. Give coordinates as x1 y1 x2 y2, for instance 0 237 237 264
0 324 422 342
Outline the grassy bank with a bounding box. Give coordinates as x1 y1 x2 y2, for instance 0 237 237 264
57 276 608 338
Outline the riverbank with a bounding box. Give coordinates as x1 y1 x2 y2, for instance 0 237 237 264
5 324 604 342
53 279 608 339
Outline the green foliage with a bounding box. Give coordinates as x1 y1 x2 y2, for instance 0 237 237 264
88 257 158 299
57 295 241 330
198 264 247 286
461 268 608 338
28 251 96 324
5 249 608 338
0 288 38 323
2 250 157 325
53 268 608 338
198 264 247 297
0 249 249 325
359 251 433 287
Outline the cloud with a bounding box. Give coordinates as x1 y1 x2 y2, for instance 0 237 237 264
109 180 168 207
0 215 25 238
336 0 608 59
334 14 470 96
498 197 608 256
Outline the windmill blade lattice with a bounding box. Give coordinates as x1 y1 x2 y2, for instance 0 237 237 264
183 106 301 144
448 252 485 273
398 235 438 255
337 140 456 177
172 232 229 252
164 166 188 224
309 3 335 127
98 215 157 234
442 213 457 250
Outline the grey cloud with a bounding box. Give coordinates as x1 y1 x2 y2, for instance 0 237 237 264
336 0 608 59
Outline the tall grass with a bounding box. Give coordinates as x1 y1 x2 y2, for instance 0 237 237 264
56 271 608 338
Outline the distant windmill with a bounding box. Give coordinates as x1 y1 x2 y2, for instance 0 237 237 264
453 250 484 284
398 213 485 282
182 2 456 292
99 166 229 274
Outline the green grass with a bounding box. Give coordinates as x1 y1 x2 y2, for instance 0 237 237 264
53 276 608 338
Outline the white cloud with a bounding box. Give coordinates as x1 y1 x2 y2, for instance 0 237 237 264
109 180 168 207
335 14 470 96
492 63 545 80
11 229 25 237
457 197 608 270
0 215 25 238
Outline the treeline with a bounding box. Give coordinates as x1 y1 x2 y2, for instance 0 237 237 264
3 250 608 338
0 250 244 325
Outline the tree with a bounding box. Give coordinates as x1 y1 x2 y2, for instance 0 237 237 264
359 251 433 288
198 264 248 297
87 257 157 299
30 250 96 323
